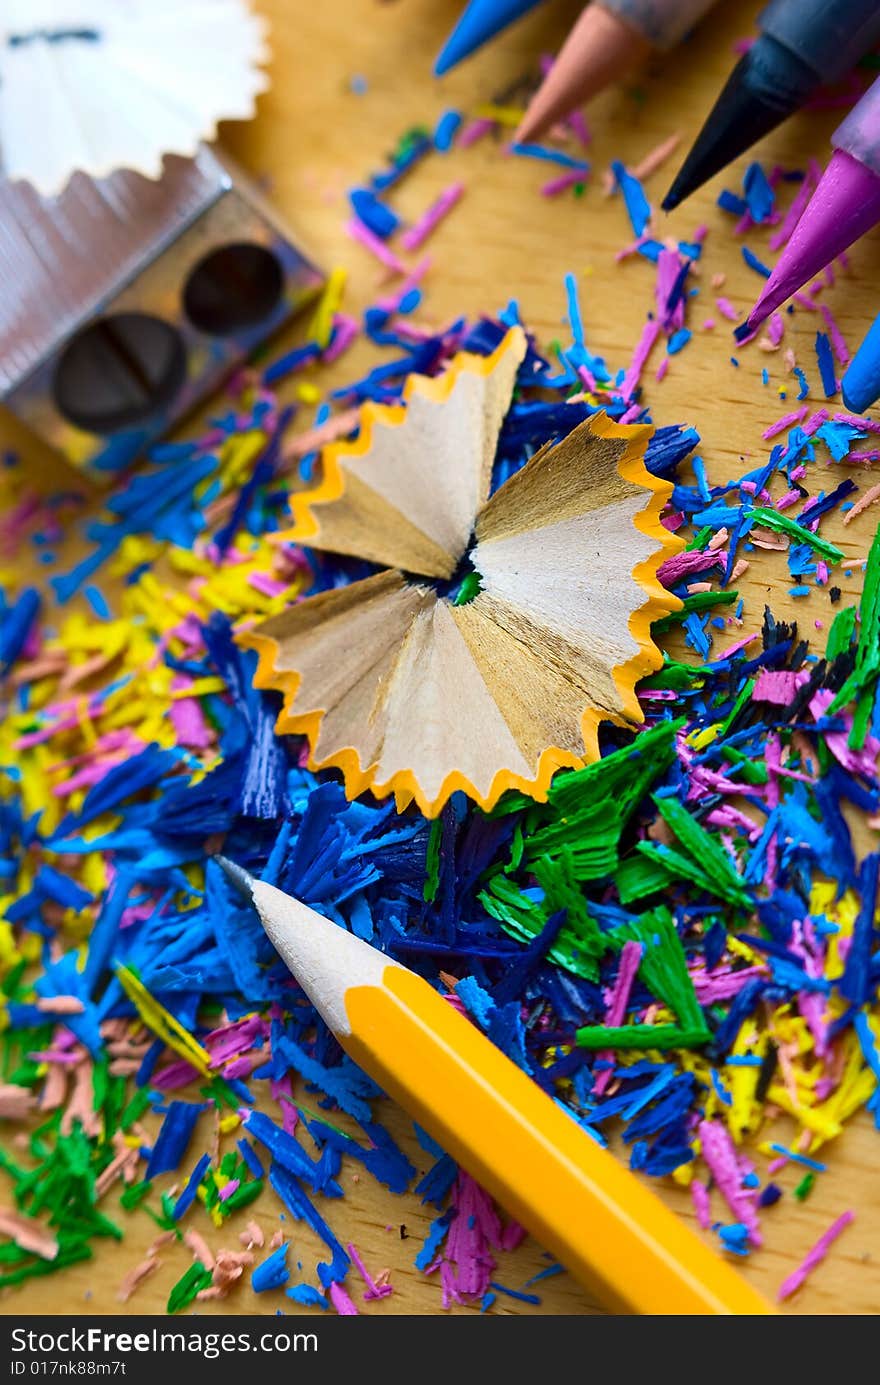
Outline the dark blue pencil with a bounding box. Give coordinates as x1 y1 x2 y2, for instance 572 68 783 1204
663 0 880 211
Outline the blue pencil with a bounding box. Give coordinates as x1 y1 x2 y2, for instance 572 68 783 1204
842 314 880 415
434 0 547 76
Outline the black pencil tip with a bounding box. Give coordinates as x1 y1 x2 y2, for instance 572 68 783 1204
213 854 257 903
663 49 808 210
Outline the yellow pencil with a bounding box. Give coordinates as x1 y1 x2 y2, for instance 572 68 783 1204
216 857 774 1316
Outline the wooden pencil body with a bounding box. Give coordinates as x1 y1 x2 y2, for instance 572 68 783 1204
344 966 776 1316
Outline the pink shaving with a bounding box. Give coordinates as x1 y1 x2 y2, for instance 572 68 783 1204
0 1084 35 1119
442 1172 502 1301
560 107 589 147
691 1180 712 1229
184 1229 215 1269
239 1220 264 1249
835 411 880 434
656 249 685 331
802 407 829 437
345 217 406 274
767 312 784 346
769 159 822 250
329 1281 359 1315
593 940 643 1097
698 1119 762 1246
774 489 800 511
752 668 808 704
95 1145 139 1197
0 1208 58 1260
459 117 493 148
247 572 287 597
204 1248 254 1299
206 1016 268 1065
35 995 84 1015
401 182 465 251
793 290 817 312
691 966 766 1003
630 133 681 182
170 676 213 750
348 1242 394 1301
810 689 880 777
541 169 583 196
763 733 782 890
819 304 850 364
843 481 880 525
117 1257 160 1302
323 313 359 364
61 1060 99 1137
656 549 723 586
615 234 652 262
282 408 359 464
374 258 432 314
151 1059 202 1090
715 296 739 322
778 1210 854 1301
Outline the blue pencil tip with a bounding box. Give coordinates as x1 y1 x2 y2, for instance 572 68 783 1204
433 0 543 76
841 311 880 415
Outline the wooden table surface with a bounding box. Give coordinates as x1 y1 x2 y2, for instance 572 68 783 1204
4 0 880 1317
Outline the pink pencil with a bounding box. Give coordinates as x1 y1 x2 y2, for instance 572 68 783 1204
748 76 880 332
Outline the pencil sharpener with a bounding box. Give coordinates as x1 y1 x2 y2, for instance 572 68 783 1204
0 145 324 479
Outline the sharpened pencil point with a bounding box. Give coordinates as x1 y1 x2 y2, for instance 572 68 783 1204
514 4 651 148
213 854 257 902
662 48 815 211
434 0 543 77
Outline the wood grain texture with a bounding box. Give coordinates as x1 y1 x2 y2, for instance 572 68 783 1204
4 0 880 1318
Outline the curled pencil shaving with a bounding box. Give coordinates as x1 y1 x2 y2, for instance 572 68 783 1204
242 326 681 816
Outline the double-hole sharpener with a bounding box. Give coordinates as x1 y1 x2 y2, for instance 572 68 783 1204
0 145 324 478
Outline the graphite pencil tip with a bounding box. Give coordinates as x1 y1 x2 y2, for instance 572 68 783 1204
213 854 257 903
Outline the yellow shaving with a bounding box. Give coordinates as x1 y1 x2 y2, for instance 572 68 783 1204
116 965 212 1077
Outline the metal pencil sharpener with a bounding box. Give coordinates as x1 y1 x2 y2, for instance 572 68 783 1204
0 145 324 479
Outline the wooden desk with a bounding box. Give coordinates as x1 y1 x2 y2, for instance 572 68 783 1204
4 0 880 1316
